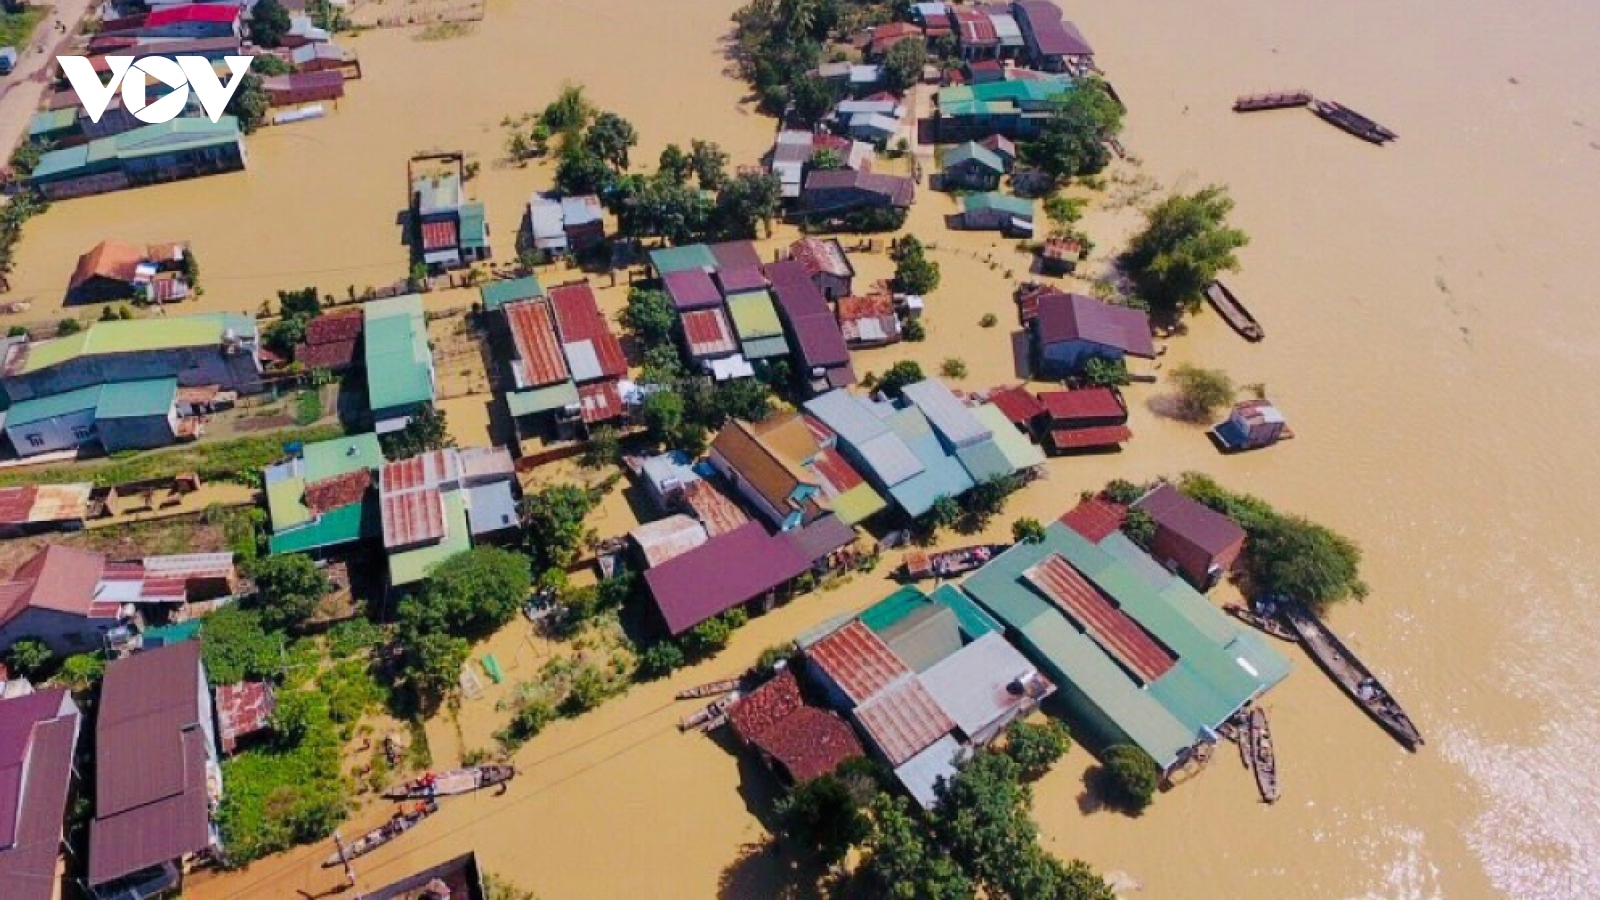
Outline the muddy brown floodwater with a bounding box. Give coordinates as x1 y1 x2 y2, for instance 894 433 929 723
31 0 1594 896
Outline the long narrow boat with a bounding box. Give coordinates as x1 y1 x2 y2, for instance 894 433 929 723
384 765 516 799
680 691 741 732
1223 603 1297 643
903 544 1009 581
1234 90 1312 112
1281 604 1425 750
1248 708 1280 804
1311 100 1397 144
1205 281 1265 342
676 677 743 701
322 800 437 867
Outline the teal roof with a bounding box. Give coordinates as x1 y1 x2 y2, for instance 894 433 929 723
506 380 578 418
30 117 241 182
458 203 488 250
269 499 377 555
3 384 102 427
883 407 974 517
954 437 1014 483
363 295 434 412
29 108 77 139
480 276 544 312
649 244 716 275
17 313 255 374
740 335 791 360
937 78 1073 112
959 522 1291 768
944 141 1005 173
861 584 1001 644
302 433 383 482
971 404 1046 471
95 377 178 419
964 192 1035 219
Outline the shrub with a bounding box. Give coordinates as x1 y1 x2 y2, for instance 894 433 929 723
1100 744 1159 813
979 313 998 328
1120 507 1157 548
1012 517 1046 544
878 360 925 399
496 698 555 751
902 317 926 341
1101 478 1144 505
293 389 323 426
635 641 686 680
4 638 52 679
1003 719 1073 780
940 358 968 379
1168 364 1234 422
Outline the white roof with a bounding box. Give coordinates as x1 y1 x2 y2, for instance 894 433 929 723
850 113 901 135
561 195 603 226
850 65 883 84
918 633 1040 739
913 2 950 20
902 379 992 449
529 194 565 241
895 734 963 810
836 100 900 117
709 355 756 381
563 340 602 382
806 389 890 445
857 432 925 487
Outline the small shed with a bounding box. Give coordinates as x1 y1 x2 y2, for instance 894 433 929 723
1212 399 1292 451
215 681 277 754
941 141 1006 190
962 192 1034 235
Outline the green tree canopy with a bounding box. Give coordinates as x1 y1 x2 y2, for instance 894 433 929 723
892 235 941 295
689 139 730 190
250 0 293 47
201 607 282 685
1002 719 1073 781
1167 363 1235 422
400 546 532 639
248 554 329 632
1012 517 1047 544
1022 79 1123 184
556 145 616 196
658 143 693 185
775 774 872 865
380 406 454 460
878 359 926 399
4 638 51 679
585 111 639 170
1099 744 1159 814
1121 185 1249 320
714 171 782 239
622 287 676 345
520 484 599 571
857 793 976 899
882 38 929 92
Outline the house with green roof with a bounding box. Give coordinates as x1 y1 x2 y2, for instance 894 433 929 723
934 77 1075 141
939 141 1007 190
479 276 544 312
648 244 718 276
28 117 246 200
962 192 1035 235
3 377 182 457
725 290 791 360
958 520 1290 772
264 433 385 556
412 170 491 271
362 295 436 432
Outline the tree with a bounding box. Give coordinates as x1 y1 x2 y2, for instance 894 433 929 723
540 83 595 136
1245 513 1367 611
658 143 693 185
882 38 928 92
940 358 967 379
892 235 941 294
1043 195 1087 233
878 360 925 399
404 632 470 703
622 287 676 345
4 638 51 678
265 316 307 356
709 377 773 425
689 139 729 190
249 554 328 631
250 0 293 47
680 608 746 659
1168 363 1234 422
252 53 292 77
585 111 639 170
641 388 690 447
225 74 271 133
615 175 712 243
56 318 82 336
809 148 844 171
635 641 686 679
931 752 1046 898
1121 185 1249 320
1101 478 1144 505
1012 517 1046 544
714 171 782 239
925 495 962 531
201 607 282 685
381 406 453 460
1119 507 1156 549
1023 79 1123 184
857 794 975 900
1099 745 1159 814
55 653 106 691
789 75 842 126
403 547 532 638
1080 356 1128 388
521 484 599 571
582 425 622 469
1003 719 1073 781
556 145 616 196
775 775 871 865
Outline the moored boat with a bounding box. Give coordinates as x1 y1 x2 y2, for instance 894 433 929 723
680 691 741 732
1310 100 1397 144
1248 707 1280 804
1224 602 1297 642
1205 281 1265 341
322 800 437 867
903 544 1009 581
676 677 742 700
1234 90 1313 112
1281 604 1425 750
384 764 516 799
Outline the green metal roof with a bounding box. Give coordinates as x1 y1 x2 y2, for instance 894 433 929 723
928 584 1004 640
861 584 1001 646
458 203 488 250
480 276 544 312
29 108 77 139
302 433 383 482
268 498 376 555
944 141 1005 173
971 404 1047 471
3 384 102 427
726 290 783 340
17 313 255 374
31 117 242 181
95 377 177 419
506 380 578 418
388 491 472 585
938 78 1073 109
831 482 887 526
267 477 311 530
740 335 791 360
963 192 1035 219
364 295 434 412
648 244 717 275
955 437 1015 483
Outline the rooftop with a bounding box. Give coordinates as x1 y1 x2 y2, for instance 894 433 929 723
645 522 810 635
727 670 865 783
1135 483 1246 557
852 675 956 766
1039 387 1126 421
548 281 627 381
1035 292 1156 359
363 295 435 412
0 690 79 900
806 620 911 706
480 276 544 312
663 269 723 312
649 244 718 275
630 514 710 569
13 312 253 376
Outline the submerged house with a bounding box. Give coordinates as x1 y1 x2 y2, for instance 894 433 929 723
767 260 855 394
363 294 436 433
707 413 887 531
29 118 246 201
1132 483 1246 591
933 77 1074 141
1030 291 1155 375
1011 1 1095 73
644 521 811 636
728 669 865 786
1212 398 1292 451
961 191 1035 235
0 689 82 900
413 172 489 271
292 308 364 372
67 238 191 304
940 140 1007 190
788 237 856 299
1036 387 1130 453
836 294 902 348
264 433 385 557
362 852 489 900
801 169 915 218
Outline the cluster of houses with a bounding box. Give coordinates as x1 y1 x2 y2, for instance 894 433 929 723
66 238 195 305
764 128 916 222
25 2 358 199
411 158 491 273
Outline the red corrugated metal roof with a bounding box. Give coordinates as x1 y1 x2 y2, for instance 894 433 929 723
806 620 911 705
577 380 624 424
1022 554 1175 684
1058 497 1127 543
420 219 457 252
681 307 738 358
852 676 956 765
678 478 751 537
380 487 445 548
548 281 628 379
381 450 459 494
987 385 1045 426
955 8 999 45
215 682 275 754
1046 424 1132 450
1039 387 1125 422
505 300 570 387
145 4 240 26
0 486 37 525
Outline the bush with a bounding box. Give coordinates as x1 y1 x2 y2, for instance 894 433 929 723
902 317 926 341
56 318 82 336
979 313 998 328
1168 364 1234 422
560 664 611 716
325 619 384 658
635 641 687 680
878 360 925 399
1100 745 1159 813
496 698 555 751
201 607 282 685
1120 507 1156 548
1003 719 1073 780
249 554 329 631
775 775 871 865
680 609 746 660
293 389 323 426
55 653 106 691
940 358 968 379
1101 478 1144 505
4 638 52 678
1012 517 1046 544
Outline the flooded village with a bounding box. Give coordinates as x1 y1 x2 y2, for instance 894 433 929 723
1 0 1599 899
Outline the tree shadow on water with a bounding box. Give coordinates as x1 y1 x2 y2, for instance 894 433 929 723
717 838 829 900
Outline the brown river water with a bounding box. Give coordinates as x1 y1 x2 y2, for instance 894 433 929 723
10 0 1597 896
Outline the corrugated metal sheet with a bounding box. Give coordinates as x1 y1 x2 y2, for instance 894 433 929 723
804 390 889 446
548 281 627 380
682 307 738 359
920 632 1052 738
806 620 910 705
577 380 624 424
855 432 924 487
381 449 460 494
504 300 569 388
1039 388 1125 422
380 487 446 549
851 675 955 765
902 379 991 448
664 269 722 311
631 514 710 568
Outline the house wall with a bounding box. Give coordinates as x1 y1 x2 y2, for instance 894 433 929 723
2 344 263 404
0 607 117 656
1040 337 1123 374
6 407 96 457
97 410 179 454
813 271 852 300
945 163 999 190
963 208 1010 230
1148 528 1243 590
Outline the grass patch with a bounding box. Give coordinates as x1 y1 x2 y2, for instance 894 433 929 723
0 9 46 51
415 21 473 41
293 389 324 426
0 423 344 489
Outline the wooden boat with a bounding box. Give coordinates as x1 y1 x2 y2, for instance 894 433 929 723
1311 100 1397 144
1234 90 1312 112
676 677 742 701
1205 281 1265 342
384 764 516 799
322 800 437 867
903 544 1008 581
1247 707 1279 804
1223 603 1297 643
679 691 741 732
1280 604 1425 750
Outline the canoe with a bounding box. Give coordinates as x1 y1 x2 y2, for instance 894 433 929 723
1205 281 1265 342
1234 90 1312 112
1223 603 1297 643
384 764 516 799
676 677 742 701
1280 604 1425 750
1310 100 1396 145
1248 707 1280 804
322 800 436 867
680 691 741 732
904 544 1009 581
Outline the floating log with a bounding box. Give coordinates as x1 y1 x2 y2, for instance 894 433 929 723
1234 90 1313 112
1205 281 1265 342
1280 604 1424 750
1311 100 1397 144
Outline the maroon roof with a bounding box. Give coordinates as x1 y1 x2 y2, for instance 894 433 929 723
548 281 628 380
681 307 738 359
0 690 77 900
1023 554 1175 683
0 486 36 525
294 338 358 370
708 240 763 271
504 300 570 387
987 385 1045 426
644 522 810 635
1014 1 1094 56
870 21 924 55
789 238 855 279
781 514 857 564
1134 483 1246 556
852 676 956 765
1035 292 1155 358
806 620 910 705
1046 424 1132 450
1039 387 1125 422
305 310 363 345
715 265 769 295
767 261 852 369
577 380 625 424
1058 497 1127 543
215 682 276 754
663 269 723 312
91 642 213 887
729 670 806 741
730 671 865 783
803 170 915 208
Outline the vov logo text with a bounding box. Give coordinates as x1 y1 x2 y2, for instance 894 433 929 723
57 55 255 125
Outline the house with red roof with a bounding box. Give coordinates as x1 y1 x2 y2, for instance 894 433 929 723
727 670 864 785
0 688 81 900
292 309 363 372
1030 291 1155 375
1037 386 1131 453
788 237 856 299
115 3 243 40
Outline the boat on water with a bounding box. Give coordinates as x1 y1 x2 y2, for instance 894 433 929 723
903 544 1009 581
676 677 742 700
1280 604 1425 750
1234 90 1313 112
384 764 516 799
322 800 437 867
680 691 741 732
1224 602 1297 642
1248 707 1280 804
1310 100 1397 144
1205 281 1265 342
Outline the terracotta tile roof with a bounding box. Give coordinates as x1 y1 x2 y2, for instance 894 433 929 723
215 681 275 754
304 470 371 515
987 385 1044 426
69 239 145 289
852 676 956 765
728 669 806 741
295 338 358 370
806 620 911 705
681 307 738 358
678 478 751 537
1058 497 1127 542
729 672 865 783
577 380 625 424
1046 424 1132 450
1038 387 1126 422
504 300 569 387
305 310 363 345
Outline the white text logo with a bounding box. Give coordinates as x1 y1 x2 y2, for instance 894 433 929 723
57 55 254 124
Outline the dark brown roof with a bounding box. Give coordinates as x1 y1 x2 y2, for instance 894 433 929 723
663 269 722 312
803 170 915 208
644 522 810 635
304 470 371 514
0 690 78 900
91 641 213 886
728 671 864 783
1045 424 1132 450
781 514 857 564
1134 483 1246 556
1035 292 1155 358
294 338 358 370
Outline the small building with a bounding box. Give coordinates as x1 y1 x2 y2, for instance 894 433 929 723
767 260 855 394
961 191 1034 235
67 238 190 304
728 669 865 785
1011 1 1095 73
214 681 276 755
1037 387 1130 453
663 268 723 313
710 240 764 271
801 169 915 218
0 47 17 76
1031 291 1155 374
847 112 901 146
964 58 1005 84
413 172 489 270
629 514 710 569
867 21 924 58
363 294 436 432
378 446 519 589
709 418 828 531
478 275 544 313
0 483 93 537
633 450 703 512
264 433 385 557
290 41 354 73
0 688 82 900
1039 236 1085 274
292 309 363 372
528 193 569 256
647 243 718 277
28 117 246 200
112 3 242 40
788 237 856 299
1212 399 1292 451
643 521 811 635
3 377 188 457
261 71 345 107
954 7 1001 59
984 384 1046 433
561 195 606 253
1132 483 1247 591
979 133 1018 169
88 641 221 898
680 307 740 363
836 295 902 347
933 77 1074 141
725 290 791 362
940 141 1007 190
